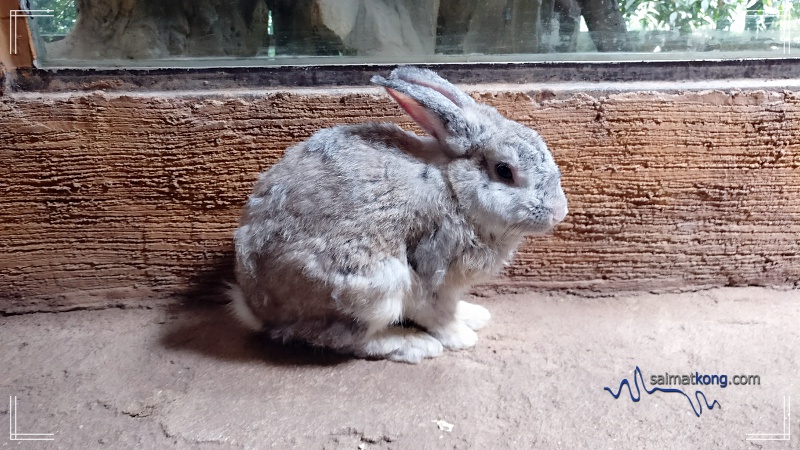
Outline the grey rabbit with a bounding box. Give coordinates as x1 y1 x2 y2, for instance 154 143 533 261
228 66 567 363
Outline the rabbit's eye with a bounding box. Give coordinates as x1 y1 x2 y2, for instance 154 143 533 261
495 163 514 182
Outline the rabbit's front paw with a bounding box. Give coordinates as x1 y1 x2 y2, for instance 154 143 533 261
455 301 491 331
388 331 444 364
359 327 443 364
430 321 478 350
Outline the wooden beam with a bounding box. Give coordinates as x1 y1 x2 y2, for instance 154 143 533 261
1 0 37 74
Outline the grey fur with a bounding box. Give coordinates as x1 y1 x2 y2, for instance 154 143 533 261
230 67 568 363
387 66 476 107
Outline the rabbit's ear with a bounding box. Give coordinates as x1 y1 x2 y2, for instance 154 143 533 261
372 75 470 157
389 66 475 108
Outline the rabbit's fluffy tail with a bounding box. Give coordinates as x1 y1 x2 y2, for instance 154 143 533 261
225 283 264 331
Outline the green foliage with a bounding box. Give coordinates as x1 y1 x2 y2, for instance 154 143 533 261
27 0 76 36
620 0 797 32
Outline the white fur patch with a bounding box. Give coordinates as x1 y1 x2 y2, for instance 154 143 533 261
328 258 412 335
362 259 410 333
359 327 443 364
362 291 405 336
429 320 478 350
331 257 411 294
226 283 263 331
455 301 492 331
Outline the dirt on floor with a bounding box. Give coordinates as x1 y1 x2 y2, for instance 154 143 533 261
1 287 798 449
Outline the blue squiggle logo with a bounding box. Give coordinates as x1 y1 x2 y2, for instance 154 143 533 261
604 366 721 417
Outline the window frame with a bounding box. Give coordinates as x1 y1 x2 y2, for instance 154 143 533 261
4 3 800 93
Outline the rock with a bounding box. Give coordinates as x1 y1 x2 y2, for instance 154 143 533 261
438 0 543 54
46 0 269 60
271 0 440 56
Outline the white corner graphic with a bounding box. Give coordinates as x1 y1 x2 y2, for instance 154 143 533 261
746 396 791 441
8 9 53 55
8 396 55 441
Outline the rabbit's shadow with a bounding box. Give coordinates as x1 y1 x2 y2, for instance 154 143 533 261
159 253 350 367
160 304 350 367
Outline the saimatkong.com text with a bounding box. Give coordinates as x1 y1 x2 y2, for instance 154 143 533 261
650 372 760 389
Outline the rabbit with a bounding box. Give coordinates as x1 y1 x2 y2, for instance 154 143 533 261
228 66 568 363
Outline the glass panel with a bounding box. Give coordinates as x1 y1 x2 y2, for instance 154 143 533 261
22 0 800 68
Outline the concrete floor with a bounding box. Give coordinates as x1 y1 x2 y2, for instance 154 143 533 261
1 287 798 449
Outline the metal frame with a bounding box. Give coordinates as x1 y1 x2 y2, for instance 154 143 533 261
7 57 800 93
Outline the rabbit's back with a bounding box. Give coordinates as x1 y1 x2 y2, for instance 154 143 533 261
234 123 455 322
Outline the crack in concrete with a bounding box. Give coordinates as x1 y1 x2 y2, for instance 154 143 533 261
122 390 183 419
331 426 397 444
158 422 243 448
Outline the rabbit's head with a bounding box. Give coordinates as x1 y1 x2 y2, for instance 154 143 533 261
372 67 568 238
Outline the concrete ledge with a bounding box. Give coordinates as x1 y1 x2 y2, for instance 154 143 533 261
1 86 799 312
1 287 797 447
